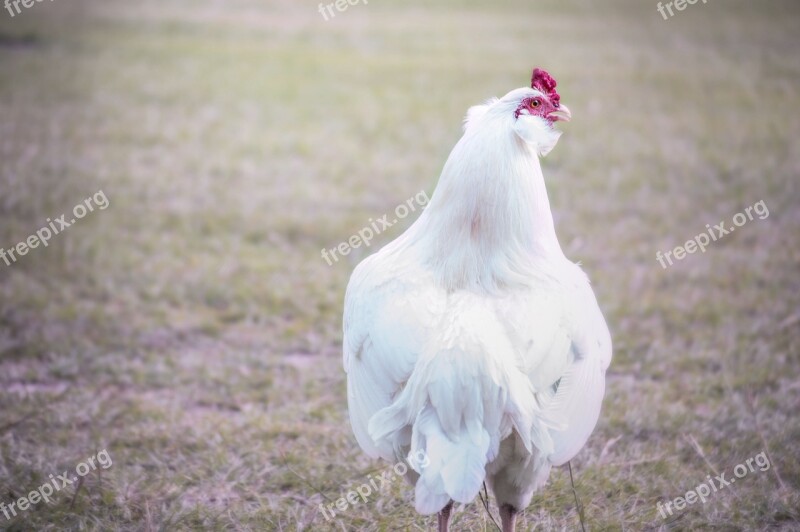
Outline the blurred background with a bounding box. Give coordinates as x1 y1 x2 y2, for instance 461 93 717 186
0 0 798 530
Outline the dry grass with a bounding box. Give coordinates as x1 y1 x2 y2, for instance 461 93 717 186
1 0 799 530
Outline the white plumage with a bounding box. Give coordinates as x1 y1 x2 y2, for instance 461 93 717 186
343 72 611 531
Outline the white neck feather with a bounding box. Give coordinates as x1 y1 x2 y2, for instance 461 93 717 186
390 98 567 292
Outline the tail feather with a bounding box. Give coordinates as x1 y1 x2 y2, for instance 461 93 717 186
368 342 555 514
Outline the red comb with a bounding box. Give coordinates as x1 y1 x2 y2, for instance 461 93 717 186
531 68 560 106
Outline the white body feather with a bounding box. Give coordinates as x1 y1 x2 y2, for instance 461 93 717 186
343 87 612 515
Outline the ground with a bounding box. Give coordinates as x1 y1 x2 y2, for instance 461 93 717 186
0 0 799 530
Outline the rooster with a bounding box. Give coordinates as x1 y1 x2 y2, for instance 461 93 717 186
343 69 611 532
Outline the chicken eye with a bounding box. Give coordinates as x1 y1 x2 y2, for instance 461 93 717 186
530 99 541 108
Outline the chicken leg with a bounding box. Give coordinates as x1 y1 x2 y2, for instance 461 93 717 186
500 503 517 532
437 500 454 532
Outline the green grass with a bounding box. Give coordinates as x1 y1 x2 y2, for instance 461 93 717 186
1 0 799 529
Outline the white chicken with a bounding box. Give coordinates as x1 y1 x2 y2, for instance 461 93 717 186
343 68 612 532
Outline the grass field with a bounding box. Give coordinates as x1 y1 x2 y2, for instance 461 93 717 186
1 0 799 530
